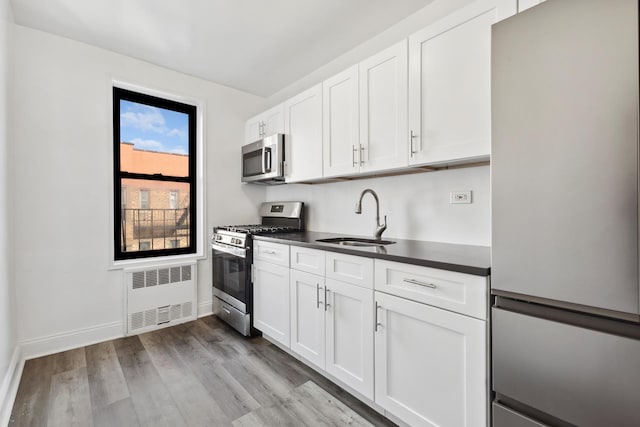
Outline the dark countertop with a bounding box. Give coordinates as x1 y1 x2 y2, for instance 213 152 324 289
253 231 491 276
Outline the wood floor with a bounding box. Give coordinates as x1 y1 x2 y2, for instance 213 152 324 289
9 316 395 427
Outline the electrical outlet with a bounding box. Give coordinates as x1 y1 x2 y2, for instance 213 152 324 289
450 191 472 204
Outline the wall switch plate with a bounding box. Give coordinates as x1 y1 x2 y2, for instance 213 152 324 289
450 191 472 204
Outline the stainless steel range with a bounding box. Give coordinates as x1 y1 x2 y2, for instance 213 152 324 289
211 201 303 336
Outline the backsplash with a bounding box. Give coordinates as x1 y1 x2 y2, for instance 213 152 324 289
266 165 490 246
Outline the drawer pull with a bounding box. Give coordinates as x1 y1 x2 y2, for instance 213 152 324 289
263 250 277 255
403 278 437 289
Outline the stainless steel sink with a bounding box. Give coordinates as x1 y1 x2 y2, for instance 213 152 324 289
316 237 396 247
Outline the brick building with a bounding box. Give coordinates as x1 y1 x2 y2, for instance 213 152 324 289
119 142 191 252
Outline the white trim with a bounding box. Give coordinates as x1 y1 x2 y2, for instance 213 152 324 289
20 322 124 361
107 78 207 270
197 300 213 317
0 346 23 427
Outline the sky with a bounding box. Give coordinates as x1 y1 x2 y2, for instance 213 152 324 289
120 100 189 155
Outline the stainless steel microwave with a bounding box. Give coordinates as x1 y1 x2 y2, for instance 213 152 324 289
241 134 285 184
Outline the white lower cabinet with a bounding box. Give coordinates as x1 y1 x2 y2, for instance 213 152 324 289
325 278 374 400
289 269 375 400
253 260 290 347
290 269 326 369
257 241 489 426
374 291 487 427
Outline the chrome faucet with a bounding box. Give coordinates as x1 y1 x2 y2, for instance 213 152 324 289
355 189 387 240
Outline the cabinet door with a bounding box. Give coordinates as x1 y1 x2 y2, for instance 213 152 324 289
262 103 285 137
245 104 285 144
245 116 263 144
359 40 408 173
322 65 360 178
375 291 486 427
290 270 325 369
284 84 323 182
252 261 290 347
325 279 374 400
408 0 513 165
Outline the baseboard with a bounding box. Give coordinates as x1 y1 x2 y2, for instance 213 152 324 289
197 300 213 317
0 346 23 427
20 321 124 361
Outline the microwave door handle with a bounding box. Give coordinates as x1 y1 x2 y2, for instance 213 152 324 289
263 147 272 173
261 147 267 173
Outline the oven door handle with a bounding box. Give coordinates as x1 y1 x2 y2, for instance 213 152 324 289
211 243 247 258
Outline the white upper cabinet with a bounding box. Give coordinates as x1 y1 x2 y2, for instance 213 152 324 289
245 103 285 144
359 40 409 173
322 65 360 178
408 0 516 166
284 84 323 182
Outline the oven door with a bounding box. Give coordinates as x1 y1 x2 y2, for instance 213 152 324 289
241 134 284 183
211 244 249 312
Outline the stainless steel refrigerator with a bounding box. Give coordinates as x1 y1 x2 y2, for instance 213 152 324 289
491 0 640 425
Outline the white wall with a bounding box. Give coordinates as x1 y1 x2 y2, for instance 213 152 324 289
12 25 266 353
0 0 17 421
267 166 490 246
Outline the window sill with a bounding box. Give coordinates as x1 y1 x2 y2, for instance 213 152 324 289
108 251 206 270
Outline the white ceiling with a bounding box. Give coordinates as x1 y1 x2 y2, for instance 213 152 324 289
10 0 435 97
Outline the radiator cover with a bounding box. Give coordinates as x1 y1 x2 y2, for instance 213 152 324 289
125 262 197 335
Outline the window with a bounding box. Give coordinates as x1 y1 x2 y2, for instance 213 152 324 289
121 187 127 208
139 189 149 209
113 87 197 260
169 190 178 209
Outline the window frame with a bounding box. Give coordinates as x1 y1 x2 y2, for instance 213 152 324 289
113 86 197 260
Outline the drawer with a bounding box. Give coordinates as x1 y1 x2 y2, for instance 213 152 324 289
374 260 487 319
290 246 325 275
325 252 373 289
253 241 289 267
492 403 547 427
493 308 640 427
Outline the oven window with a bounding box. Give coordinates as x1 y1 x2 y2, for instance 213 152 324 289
212 250 247 303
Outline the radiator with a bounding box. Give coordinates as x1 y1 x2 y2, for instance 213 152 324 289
125 262 197 335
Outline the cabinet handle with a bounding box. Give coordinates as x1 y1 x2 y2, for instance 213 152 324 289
222 307 231 315
352 145 358 167
359 144 365 166
403 278 437 289
324 288 330 311
410 130 418 157
375 302 382 332
316 284 323 309
263 250 277 255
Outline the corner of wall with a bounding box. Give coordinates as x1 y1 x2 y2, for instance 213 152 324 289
0 346 22 427
0 0 21 421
